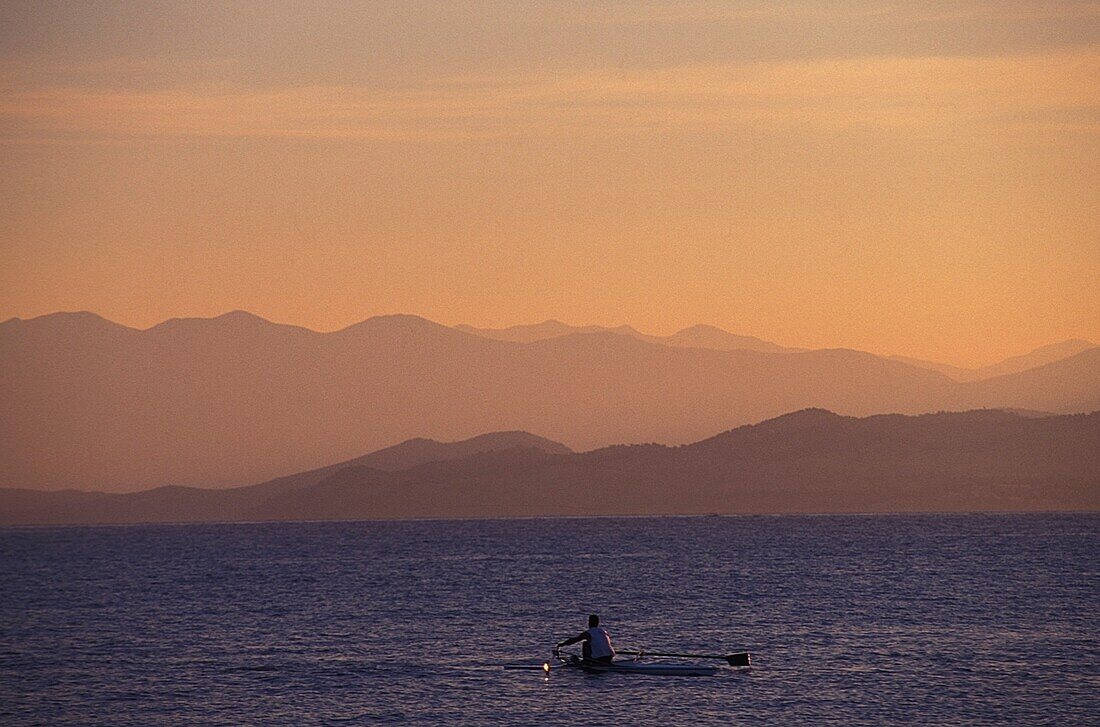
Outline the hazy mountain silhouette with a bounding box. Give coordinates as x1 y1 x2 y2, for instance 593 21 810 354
954 348 1100 413
2 409 1095 525
454 320 608 342
975 339 1097 378
461 321 1091 378
2 311 1097 492
249 431 571 497
456 320 796 352
659 324 800 352
891 339 1096 382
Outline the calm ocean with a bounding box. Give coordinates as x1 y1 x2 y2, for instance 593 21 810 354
1 514 1097 725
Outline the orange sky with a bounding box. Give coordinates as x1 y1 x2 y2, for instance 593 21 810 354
1 1 1097 367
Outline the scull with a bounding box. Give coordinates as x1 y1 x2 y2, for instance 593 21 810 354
503 647 751 677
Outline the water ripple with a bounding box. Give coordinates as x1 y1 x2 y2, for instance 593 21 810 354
1 514 1097 725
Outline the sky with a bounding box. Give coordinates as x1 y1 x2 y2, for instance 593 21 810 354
1 0 1097 367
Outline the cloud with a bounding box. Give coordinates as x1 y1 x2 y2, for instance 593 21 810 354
1 50 1097 142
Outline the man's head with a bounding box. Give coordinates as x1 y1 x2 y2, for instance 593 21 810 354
588 614 600 628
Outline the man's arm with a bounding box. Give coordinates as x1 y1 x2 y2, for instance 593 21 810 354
556 631 590 648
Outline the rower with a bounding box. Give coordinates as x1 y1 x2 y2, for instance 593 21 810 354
555 614 615 664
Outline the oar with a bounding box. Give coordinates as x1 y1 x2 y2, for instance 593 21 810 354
502 661 564 672
618 650 751 667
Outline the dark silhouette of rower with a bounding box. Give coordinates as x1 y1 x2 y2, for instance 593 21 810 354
555 614 616 663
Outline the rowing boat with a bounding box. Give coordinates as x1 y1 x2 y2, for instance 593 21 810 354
503 647 750 677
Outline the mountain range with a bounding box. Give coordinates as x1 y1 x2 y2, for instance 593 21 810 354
2 409 1096 525
455 320 797 353
889 339 1097 382
456 321 1097 376
1 311 1097 493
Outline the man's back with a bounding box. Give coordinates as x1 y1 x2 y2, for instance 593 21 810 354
587 626 615 660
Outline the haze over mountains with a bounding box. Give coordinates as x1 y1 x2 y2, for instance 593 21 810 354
455 321 797 353
455 321 1097 378
889 339 1098 382
1 311 1097 493
2 409 1096 525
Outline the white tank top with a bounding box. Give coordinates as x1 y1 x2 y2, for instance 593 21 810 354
588 626 614 658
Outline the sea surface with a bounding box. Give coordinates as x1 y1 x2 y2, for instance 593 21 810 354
1 514 1097 725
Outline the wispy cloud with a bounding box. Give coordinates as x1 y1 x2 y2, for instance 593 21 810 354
2 50 1097 142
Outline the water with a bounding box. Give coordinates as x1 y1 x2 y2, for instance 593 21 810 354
1 514 1097 725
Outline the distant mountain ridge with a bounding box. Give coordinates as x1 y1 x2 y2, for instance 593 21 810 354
2 310 1097 492
891 338 1096 382
251 431 572 497
455 320 797 352
2 409 1095 525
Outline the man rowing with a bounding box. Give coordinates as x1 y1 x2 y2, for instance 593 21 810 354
554 614 615 664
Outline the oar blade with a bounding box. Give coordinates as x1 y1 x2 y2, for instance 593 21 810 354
725 652 751 667
502 661 555 672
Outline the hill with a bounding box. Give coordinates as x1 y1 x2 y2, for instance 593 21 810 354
2 409 1095 524
246 430 571 496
